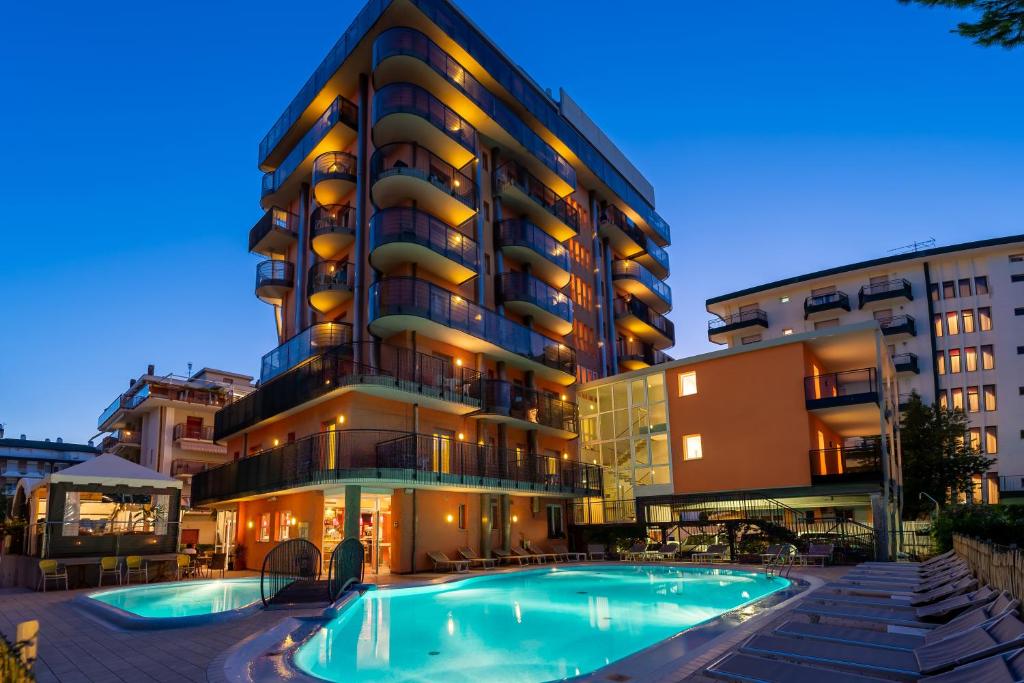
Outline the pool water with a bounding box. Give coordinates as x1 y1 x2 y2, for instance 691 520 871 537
294 565 788 682
89 578 263 618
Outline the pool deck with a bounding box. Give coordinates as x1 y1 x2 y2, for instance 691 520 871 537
0 563 850 683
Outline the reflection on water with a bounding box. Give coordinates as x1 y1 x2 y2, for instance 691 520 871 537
295 566 787 682
90 579 262 618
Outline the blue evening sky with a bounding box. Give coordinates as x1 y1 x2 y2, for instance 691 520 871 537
1 1 1021 444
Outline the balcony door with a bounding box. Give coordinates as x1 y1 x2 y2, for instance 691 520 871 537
186 416 203 439
432 429 454 474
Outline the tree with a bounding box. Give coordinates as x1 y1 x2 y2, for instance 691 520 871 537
899 1 1024 48
899 392 996 518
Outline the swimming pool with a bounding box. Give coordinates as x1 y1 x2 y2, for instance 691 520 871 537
85 578 263 627
293 565 789 682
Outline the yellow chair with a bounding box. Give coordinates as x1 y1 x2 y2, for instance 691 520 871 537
176 554 194 580
125 555 147 584
99 556 121 586
38 560 68 592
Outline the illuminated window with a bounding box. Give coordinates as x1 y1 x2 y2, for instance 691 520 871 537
968 428 981 451
929 283 939 301
683 434 703 460
678 371 697 397
961 309 975 333
935 351 946 375
779 296 790 303
277 511 291 541
946 311 959 335
783 328 794 336
951 388 963 411
979 307 992 331
949 348 961 374
258 513 271 542
984 385 996 411
985 427 998 454
933 314 943 337
938 390 948 410
965 347 977 372
981 345 995 370
966 386 979 413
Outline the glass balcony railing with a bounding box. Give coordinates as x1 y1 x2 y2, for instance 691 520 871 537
313 151 358 188
614 297 676 345
255 260 294 292
617 339 672 367
611 260 672 308
370 207 478 272
308 261 355 298
495 219 570 274
248 207 297 253
809 441 882 484
260 95 358 199
495 162 581 235
369 277 576 378
370 142 476 210
260 321 354 383
642 240 670 275
373 82 475 153
497 272 573 325
373 27 574 189
600 205 645 247
311 204 356 240
707 309 768 337
478 380 578 435
804 368 878 408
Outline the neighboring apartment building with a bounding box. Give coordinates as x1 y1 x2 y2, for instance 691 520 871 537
0 432 99 497
576 322 903 559
705 235 1024 504
191 0 673 574
96 365 254 544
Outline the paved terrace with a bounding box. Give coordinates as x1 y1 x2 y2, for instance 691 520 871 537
0 564 849 683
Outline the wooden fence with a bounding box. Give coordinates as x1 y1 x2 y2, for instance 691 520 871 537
953 534 1024 601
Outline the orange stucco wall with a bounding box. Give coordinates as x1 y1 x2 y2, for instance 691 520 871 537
236 490 325 570
666 342 820 494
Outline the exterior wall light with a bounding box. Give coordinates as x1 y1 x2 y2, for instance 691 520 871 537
446 514 454 523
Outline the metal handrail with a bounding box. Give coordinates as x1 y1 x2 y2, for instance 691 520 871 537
172 424 214 441
497 272 573 324
370 207 478 270
370 142 476 209
260 538 322 607
707 309 768 331
326 537 365 603
495 219 570 272
611 260 672 306
311 204 356 238
373 82 476 152
495 161 581 232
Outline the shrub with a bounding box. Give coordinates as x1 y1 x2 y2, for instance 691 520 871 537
932 505 1024 550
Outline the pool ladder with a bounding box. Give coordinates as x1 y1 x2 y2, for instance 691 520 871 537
765 545 797 579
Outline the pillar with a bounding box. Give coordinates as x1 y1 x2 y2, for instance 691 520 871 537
870 493 889 562
500 494 511 551
480 493 493 557
344 484 361 540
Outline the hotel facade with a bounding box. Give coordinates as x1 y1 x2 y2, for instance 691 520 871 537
576 322 904 559
705 236 1024 504
192 0 674 573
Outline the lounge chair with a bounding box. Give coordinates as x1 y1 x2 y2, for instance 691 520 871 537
586 543 607 560
800 543 834 566
38 560 68 592
693 544 729 563
622 542 647 561
512 546 554 564
427 551 469 573
844 558 969 582
739 612 1024 679
706 647 1024 683
99 556 121 586
825 566 973 595
492 548 530 566
775 593 1021 651
655 542 680 561
457 547 497 569
812 576 979 608
858 549 956 570
551 543 586 562
761 544 784 566
839 561 970 586
125 555 147 584
797 585 1000 629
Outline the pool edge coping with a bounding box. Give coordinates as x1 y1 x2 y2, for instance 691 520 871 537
220 562 820 683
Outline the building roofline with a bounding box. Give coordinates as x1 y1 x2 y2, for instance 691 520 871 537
0 439 100 454
580 320 883 388
705 233 1024 307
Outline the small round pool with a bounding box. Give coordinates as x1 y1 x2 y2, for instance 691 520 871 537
84 578 263 628
293 565 789 682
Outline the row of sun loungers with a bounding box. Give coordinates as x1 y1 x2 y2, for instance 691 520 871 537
706 549 1024 682
427 543 588 572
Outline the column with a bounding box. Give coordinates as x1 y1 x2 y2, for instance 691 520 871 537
343 484 361 540
480 493 493 557
352 73 371 365
500 494 511 552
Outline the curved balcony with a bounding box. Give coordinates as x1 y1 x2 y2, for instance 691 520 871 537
497 272 573 336
369 277 576 385
636 240 669 280
260 321 354 382
472 380 578 438
307 261 354 313
617 339 672 371
612 260 671 313
260 96 358 209
370 142 477 226
312 151 358 207
495 162 580 242
495 219 570 288
613 297 675 348
310 204 356 260
372 27 575 196
707 309 768 344
804 291 850 319
372 82 476 168
598 205 645 258
369 207 477 284
255 260 294 304
249 207 297 257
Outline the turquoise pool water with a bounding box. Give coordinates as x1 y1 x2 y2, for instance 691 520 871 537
294 565 788 682
89 578 263 619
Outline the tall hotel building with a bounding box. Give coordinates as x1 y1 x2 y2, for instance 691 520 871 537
193 0 673 572
705 235 1024 504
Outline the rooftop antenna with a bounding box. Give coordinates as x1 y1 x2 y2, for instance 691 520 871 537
888 238 936 255
187 362 193 378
